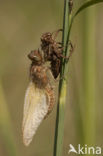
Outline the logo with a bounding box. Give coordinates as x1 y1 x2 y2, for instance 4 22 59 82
68 144 102 155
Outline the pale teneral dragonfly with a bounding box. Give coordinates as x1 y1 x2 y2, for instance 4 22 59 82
22 50 55 146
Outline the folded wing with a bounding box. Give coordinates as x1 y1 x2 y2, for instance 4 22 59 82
22 81 49 146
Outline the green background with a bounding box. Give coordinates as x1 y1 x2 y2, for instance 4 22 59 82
0 0 103 155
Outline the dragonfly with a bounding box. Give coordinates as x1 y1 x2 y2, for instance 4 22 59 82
22 50 55 146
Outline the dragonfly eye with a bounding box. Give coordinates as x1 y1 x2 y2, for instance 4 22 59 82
33 55 40 61
28 50 42 64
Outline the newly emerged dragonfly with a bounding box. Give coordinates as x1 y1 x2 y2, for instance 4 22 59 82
22 50 55 146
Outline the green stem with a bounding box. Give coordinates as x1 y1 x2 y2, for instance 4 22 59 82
61 0 69 75
53 79 67 156
53 0 72 156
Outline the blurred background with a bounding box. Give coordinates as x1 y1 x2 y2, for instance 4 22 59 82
0 0 103 156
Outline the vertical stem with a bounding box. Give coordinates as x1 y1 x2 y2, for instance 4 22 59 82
61 0 69 75
53 79 67 156
53 0 72 156
82 7 96 147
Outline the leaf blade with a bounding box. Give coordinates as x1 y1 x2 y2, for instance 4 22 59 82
74 0 103 17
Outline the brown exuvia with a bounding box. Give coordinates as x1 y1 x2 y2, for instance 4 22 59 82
41 29 65 79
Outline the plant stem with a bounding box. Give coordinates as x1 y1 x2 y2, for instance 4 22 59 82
53 79 67 156
53 0 72 156
61 0 69 75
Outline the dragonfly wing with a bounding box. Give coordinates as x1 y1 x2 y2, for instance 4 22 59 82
22 81 49 146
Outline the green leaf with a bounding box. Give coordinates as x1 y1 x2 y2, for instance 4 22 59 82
74 0 103 17
69 0 103 34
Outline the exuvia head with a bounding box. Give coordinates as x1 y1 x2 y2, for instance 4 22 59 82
41 32 53 44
